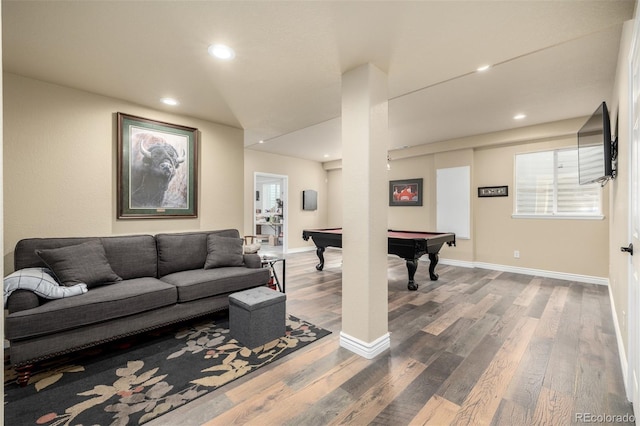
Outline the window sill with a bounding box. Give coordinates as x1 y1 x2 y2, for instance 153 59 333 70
511 214 605 220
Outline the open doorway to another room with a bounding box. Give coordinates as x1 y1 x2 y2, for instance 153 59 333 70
254 172 288 257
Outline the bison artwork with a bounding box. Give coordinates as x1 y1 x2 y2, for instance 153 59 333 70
130 133 188 208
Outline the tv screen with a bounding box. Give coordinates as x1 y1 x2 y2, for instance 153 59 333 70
578 101 612 185
302 190 317 211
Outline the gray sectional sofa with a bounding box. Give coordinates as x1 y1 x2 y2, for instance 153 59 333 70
5 229 270 385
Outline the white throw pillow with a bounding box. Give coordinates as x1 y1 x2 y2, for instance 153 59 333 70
4 267 88 307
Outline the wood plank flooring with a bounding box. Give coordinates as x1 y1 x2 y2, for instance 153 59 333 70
147 249 635 425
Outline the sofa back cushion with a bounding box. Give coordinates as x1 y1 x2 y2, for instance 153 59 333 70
204 235 245 269
36 240 122 288
100 235 158 279
14 234 157 280
156 229 240 277
15 237 91 271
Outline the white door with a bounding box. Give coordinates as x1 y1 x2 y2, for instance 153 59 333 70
628 17 640 410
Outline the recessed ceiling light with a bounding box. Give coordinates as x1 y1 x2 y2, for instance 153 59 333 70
161 98 179 106
514 113 526 120
323 154 329 158
477 64 491 72
208 44 235 60
258 140 264 144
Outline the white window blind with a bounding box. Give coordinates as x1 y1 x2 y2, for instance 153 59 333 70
515 148 601 217
578 145 606 184
261 183 281 212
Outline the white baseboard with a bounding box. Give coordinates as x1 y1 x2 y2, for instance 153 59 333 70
287 250 609 286
437 258 609 286
607 286 630 399
286 249 608 286
339 331 390 359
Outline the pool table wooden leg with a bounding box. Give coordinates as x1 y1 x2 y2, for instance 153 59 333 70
406 259 418 291
315 246 326 271
428 253 439 280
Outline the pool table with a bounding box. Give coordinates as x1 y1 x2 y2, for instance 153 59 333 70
302 228 456 291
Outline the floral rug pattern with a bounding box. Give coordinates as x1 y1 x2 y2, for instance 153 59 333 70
4 314 330 425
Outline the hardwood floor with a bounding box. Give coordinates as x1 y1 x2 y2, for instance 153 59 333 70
148 249 635 425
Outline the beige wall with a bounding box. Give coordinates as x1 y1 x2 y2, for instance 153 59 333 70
475 137 608 276
243 149 328 251
387 154 436 231
325 119 610 279
4 73 245 273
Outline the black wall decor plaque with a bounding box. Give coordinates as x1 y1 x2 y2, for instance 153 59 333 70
478 186 508 197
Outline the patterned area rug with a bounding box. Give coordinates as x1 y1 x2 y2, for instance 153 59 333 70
4 312 331 425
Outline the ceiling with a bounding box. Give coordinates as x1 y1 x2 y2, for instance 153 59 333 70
3 1 636 163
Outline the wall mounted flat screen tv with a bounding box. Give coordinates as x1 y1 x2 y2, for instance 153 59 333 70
302 190 317 211
578 101 613 185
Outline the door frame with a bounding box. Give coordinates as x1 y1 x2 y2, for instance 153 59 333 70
254 172 288 253
626 15 640 408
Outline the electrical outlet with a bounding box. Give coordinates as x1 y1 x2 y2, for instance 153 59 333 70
514 250 520 258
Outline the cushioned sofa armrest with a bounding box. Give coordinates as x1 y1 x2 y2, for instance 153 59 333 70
6 289 42 314
243 254 262 269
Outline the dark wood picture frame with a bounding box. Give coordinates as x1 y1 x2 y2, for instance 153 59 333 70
478 185 508 197
117 112 198 219
389 178 423 206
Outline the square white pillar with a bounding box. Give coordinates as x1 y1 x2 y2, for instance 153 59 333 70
340 63 390 358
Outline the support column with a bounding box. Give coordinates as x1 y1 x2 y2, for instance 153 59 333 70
340 63 390 358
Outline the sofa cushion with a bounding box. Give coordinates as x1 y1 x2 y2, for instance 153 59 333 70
100 235 157 279
160 267 270 303
36 240 122 288
5 277 177 340
204 235 244 269
156 233 207 277
156 229 241 276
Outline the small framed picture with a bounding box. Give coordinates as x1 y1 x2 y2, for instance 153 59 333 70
478 185 508 197
389 178 423 206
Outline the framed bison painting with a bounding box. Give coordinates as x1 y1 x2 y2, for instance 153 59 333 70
117 113 198 219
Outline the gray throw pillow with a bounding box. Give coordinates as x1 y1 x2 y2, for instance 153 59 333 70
204 235 244 269
36 240 122 288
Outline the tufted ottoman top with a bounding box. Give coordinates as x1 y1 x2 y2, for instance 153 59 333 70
229 286 286 311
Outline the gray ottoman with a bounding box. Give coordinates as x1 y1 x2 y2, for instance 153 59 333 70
229 286 286 348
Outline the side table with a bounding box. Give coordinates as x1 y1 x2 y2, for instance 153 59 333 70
261 256 286 293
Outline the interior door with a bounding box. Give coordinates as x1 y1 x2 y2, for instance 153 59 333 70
628 17 640 410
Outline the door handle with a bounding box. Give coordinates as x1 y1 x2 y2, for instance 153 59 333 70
621 243 634 256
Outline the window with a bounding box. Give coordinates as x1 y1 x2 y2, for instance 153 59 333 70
261 182 281 212
514 148 602 218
